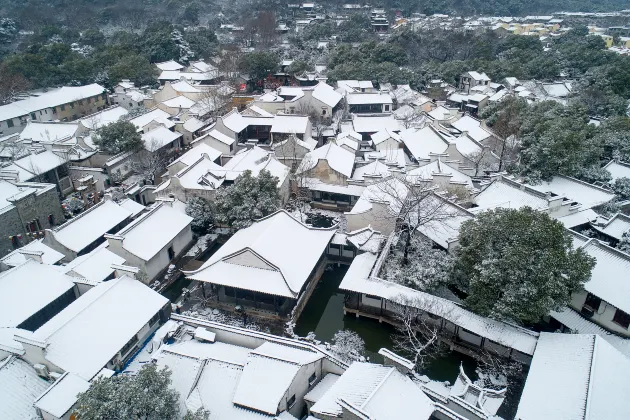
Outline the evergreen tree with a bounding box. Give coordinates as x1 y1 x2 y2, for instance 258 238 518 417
453 207 595 324
214 170 280 229
185 196 214 234
93 120 143 155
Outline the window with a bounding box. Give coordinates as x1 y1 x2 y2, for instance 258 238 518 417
149 312 160 326
308 372 317 386
30 113 37 120
384 105 390 112
322 108 327 115
70 102 75 109
78 99 83 105
60 104 65 111
613 309 630 329
287 394 296 409
167 246 175 260
584 293 601 311
48 214 55 226
7 119 14 128
120 335 139 356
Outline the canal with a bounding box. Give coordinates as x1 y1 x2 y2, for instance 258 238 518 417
294 264 478 382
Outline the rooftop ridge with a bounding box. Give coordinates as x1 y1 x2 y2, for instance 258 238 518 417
51 200 110 233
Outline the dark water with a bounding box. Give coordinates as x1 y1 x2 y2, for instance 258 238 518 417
294 264 477 382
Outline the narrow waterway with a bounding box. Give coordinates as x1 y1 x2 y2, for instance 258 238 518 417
294 264 477 382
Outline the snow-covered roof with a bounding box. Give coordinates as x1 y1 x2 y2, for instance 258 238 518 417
351 161 392 182
465 71 490 81
542 82 571 98
117 198 146 218
579 239 630 314
346 92 393 105
109 203 192 261
407 159 473 188
471 178 549 214
340 254 539 355
26 276 168 380
201 128 236 145
212 146 289 186
351 114 400 133
80 106 129 130
189 60 217 73
129 108 174 131
516 332 630 420
603 160 630 183
488 89 509 102
50 199 132 253
162 96 196 109
34 372 90 418
427 105 457 121
169 80 203 93
233 343 323 414
310 362 434 419
451 115 493 142
186 210 335 297
155 60 184 71
370 129 401 146
334 135 359 152
337 80 374 93
526 176 615 210
11 150 67 180
593 213 630 241
297 142 355 178
158 71 214 82
0 260 76 328
246 105 274 117
399 126 449 160
304 373 340 403
169 143 222 169
270 115 310 134
0 356 50 420
19 121 79 142
346 227 385 253
312 83 342 108
413 196 475 249
347 177 408 216
183 117 207 133
62 245 125 284
142 126 183 152
0 84 105 122
364 148 407 169
0 240 64 268
171 155 224 191
556 208 598 228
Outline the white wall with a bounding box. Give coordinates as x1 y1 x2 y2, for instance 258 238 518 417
570 290 630 337
346 202 396 235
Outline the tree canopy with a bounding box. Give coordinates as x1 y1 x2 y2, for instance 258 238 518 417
93 120 143 155
214 169 281 229
185 196 214 234
454 207 595 324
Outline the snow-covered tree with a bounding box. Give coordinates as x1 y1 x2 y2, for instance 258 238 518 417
130 139 171 185
328 330 366 364
93 120 143 155
619 230 630 253
185 196 214 234
612 177 630 200
214 169 280 230
381 236 453 293
75 364 184 420
454 207 596 324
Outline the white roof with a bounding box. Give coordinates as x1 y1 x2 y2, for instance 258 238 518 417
451 115 493 142
170 80 203 93
118 198 146 218
51 199 132 253
580 240 630 314
63 245 125 284
304 373 340 403
337 80 374 92
12 151 67 180
173 156 224 191
0 357 50 420
155 60 184 71
183 117 207 133
471 179 548 213
595 213 630 241
0 239 64 268
129 108 174 131
339 255 539 355
312 83 342 107
346 92 393 105
112 203 192 261
298 142 355 178
413 196 475 249
162 96 196 109
158 71 214 81
407 159 473 188
400 126 448 160
352 114 400 133
34 372 90 418
186 210 335 297
527 176 615 210
603 160 630 183
0 260 76 328
556 208 599 228
169 143 222 168
466 71 490 81
212 146 289 186
348 177 408 216
189 60 217 73
29 277 168 380
270 115 310 134
542 82 571 98
352 161 391 181
364 148 407 169
80 106 129 130
427 105 456 121
370 129 401 145
310 362 434 419
203 129 235 145
0 84 105 122
20 121 79 142
142 126 183 152
516 332 630 420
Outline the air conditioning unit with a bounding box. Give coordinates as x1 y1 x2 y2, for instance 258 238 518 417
33 364 49 379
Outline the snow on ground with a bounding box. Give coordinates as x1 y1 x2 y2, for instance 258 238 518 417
286 200 347 232
184 234 218 258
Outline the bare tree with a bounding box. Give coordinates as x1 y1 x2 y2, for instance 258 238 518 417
390 294 456 371
196 84 233 122
130 139 171 185
296 100 330 146
397 106 423 129
465 147 498 176
255 11 277 47
0 137 27 160
0 65 31 105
